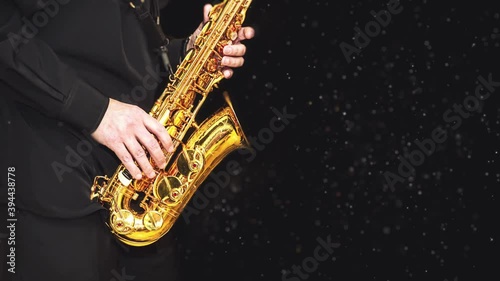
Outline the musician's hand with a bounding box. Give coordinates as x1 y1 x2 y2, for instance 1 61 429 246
91 98 174 180
188 4 255 79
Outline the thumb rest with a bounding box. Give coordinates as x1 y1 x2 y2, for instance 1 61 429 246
90 0 253 246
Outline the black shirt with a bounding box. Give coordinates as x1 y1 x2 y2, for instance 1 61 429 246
0 0 185 218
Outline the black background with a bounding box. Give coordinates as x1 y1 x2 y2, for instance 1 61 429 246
162 0 500 280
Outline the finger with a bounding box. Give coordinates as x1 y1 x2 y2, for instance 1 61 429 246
221 56 244 68
114 143 142 180
237 26 255 42
221 67 233 79
203 4 212 23
223 44 246 57
136 128 166 170
143 116 174 153
124 138 155 178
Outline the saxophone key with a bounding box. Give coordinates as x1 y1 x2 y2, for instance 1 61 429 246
143 211 163 231
118 169 133 187
226 26 238 41
217 40 232 55
111 209 135 234
205 57 219 73
156 176 183 205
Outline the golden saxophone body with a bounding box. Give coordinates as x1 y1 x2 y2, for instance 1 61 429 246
90 0 252 247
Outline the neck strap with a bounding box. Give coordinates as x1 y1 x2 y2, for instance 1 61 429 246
128 0 173 75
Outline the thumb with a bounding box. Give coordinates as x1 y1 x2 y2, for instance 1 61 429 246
203 3 212 23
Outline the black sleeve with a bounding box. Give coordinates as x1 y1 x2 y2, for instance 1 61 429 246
0 0 109 133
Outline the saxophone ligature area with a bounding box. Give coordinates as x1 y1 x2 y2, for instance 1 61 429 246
90 0 253 247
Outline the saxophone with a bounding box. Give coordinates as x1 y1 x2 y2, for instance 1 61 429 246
90 0 252 247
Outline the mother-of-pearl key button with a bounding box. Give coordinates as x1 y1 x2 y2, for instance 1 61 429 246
118 169 133 186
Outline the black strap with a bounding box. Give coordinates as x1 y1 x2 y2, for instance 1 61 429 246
128 0 173 75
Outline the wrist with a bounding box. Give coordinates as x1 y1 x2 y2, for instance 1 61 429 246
185 34 195 52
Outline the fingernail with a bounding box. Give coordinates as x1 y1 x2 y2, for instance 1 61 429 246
168 146 175 153
135 174 142 180
149 171 155 178
225 46 232 54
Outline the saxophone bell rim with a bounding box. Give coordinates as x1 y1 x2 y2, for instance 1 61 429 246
222 91 252 152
